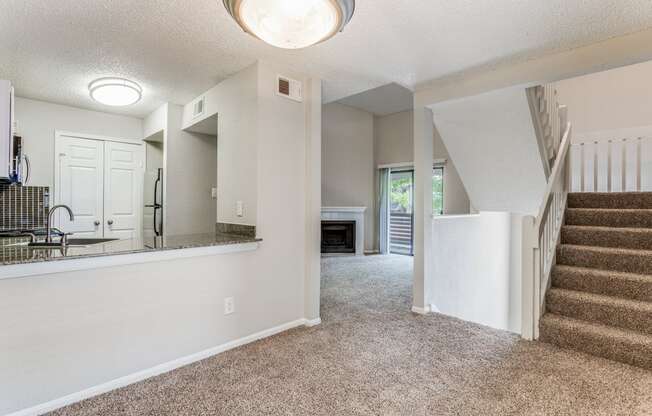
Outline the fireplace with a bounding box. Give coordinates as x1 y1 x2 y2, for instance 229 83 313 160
321 221 356 254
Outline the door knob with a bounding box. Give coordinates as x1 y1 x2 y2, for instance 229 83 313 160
94 220 100 226
107 219 114 225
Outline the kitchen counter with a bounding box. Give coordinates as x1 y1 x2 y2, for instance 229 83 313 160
0 232 261 266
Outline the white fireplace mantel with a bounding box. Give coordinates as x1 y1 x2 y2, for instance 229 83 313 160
321 207 366 256
321 207 367 214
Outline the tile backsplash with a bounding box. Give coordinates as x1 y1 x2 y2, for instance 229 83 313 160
0 184 50 231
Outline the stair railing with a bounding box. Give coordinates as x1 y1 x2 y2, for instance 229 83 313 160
521 121 572 340
570 136 649 192
527 85 566 178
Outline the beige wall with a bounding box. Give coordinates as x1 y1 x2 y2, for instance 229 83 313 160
321 103 376 251
375 110 413 166
0 249 300 415
374 110 471 215
143 103 167 140
183 60 322 320
165 104 218 236
556 60 652 136
183 64 259 226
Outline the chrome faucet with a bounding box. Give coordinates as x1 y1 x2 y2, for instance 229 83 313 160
46 205 74 243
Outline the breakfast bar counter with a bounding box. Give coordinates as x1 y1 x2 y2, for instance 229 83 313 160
0 232 262 278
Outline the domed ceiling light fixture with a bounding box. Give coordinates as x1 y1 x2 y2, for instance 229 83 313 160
223 0 355 49
89 77 142 106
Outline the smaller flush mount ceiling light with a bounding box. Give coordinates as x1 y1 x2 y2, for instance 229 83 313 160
223 0 355 49
89 77 142 106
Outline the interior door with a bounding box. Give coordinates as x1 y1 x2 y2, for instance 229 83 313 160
103 141 144 239
55 135 104 237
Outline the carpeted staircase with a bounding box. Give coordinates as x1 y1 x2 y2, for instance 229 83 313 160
539 192 652 370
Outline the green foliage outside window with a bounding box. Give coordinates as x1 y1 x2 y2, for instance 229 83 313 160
390 176 412 213
388 168 444 215
433 168 444 215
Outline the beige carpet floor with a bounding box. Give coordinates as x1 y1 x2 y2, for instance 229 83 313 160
50 255 652 416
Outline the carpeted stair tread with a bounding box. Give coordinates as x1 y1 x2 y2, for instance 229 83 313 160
552 265 652 302
539 313 652 370
546 288 652 335
541 192 652 370
556 244 652 274
561 225 652 250
568 192 652 209
565 208 652 228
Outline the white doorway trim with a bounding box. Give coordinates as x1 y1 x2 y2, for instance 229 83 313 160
55 130 143 146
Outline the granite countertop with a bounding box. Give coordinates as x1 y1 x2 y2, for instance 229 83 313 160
0 232 261 266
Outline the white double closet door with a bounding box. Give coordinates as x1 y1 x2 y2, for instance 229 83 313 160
55 133 144 240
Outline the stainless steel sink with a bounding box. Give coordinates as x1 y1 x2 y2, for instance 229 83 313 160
29 238 118 248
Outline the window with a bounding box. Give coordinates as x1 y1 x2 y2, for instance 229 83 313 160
433 167 444 215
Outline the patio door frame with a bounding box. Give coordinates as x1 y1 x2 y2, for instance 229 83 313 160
388 166 415 256
378 159 447 256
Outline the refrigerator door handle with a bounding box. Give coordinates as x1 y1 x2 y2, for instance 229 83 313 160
154 175 160 207
154 168 162 236
153 206 160 236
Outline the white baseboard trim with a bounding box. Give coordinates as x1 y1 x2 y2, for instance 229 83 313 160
7 318 315 416
411 305 431 315
304 317 322 327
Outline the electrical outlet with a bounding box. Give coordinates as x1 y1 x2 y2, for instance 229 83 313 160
211 187 217 199
236 201 244 217
224 297 235 315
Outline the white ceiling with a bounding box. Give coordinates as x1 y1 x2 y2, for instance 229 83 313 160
337 83 413 116
2 0 652 118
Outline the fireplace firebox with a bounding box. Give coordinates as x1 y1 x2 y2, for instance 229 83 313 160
321 221 356 254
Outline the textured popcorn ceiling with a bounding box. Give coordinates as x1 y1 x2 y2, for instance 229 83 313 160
1 0 652 118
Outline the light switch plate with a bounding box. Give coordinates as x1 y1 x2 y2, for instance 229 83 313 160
211 187 217 199
224 297 235 315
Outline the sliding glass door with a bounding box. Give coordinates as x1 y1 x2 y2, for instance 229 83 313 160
383 166 444 256
389 169 414 255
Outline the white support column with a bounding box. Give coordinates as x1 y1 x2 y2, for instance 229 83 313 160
412 105 434 314
304 78 322 325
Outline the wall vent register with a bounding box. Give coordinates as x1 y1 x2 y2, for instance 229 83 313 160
277 76 302 102
193 97 205 118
